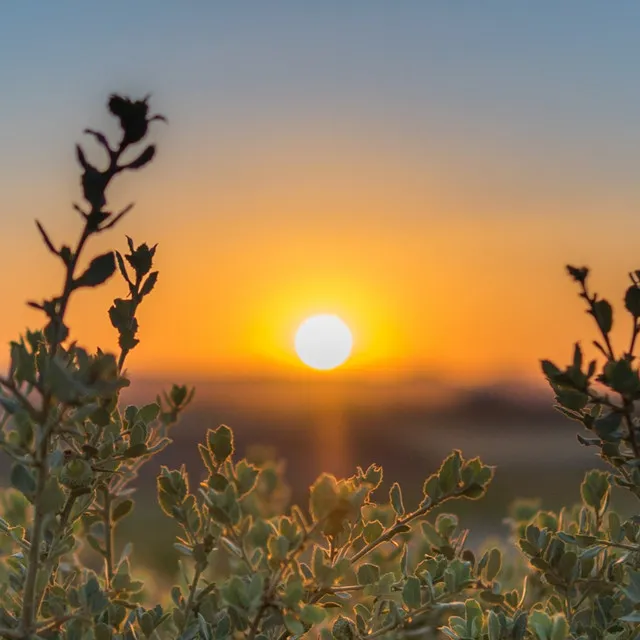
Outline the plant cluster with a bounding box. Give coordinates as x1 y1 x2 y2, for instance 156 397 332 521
0 96 638 639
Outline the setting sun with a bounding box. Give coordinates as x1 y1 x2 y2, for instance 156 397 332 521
294 314 353 370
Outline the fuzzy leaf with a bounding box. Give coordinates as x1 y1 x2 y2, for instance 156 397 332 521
389 482 405 516
357 564 380 585
207 425 234 464
402 576 421 609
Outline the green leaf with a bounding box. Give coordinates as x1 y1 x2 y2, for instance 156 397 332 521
357 563 380 585
625 285 640 317
529 610 553 639
608 511 622 542
140 271 159 297
557 551 578 581
608 359 640 394
512 612 528 640
422 474 442 501
438 451 462 493
11 463 36 497
86 534 106 556
122 443 148 458
126 145 156 170
81 574 109 614
621 568 640 603
300 604 325 625
112 499 134 522
572 342 583 370
580 470 610 514
464 599 483 633
540 359 561 382
310 474 338 522
363 520 384 544
402 576 421 609
74 252 116 288
207 425 234 464
235 460 259 496
554 388 589 412
40 477 66 514
591 299 613 334
484 547 502 582
139 611 155 637
138 403 160 423
283 613 304 636
389 482 405 516
487 610 501 640
435 513 458 539
550 614 569 640
593 411 623 440
130 423 147 446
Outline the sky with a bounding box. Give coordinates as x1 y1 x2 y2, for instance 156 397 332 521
2 2 640 385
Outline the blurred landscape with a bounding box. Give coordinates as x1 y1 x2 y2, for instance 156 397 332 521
98 373 627 577
0 370 630 580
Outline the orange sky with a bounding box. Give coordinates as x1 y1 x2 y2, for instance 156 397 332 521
3 129 639 386
3 4 640 386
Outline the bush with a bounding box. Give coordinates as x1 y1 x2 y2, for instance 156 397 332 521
0 95 638 640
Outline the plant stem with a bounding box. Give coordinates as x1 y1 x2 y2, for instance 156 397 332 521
21 411 59 632
20 141 127 634
247 521 321 640
180 565 203 633
102 486 115 587
366 599 465 639
350 497 440 564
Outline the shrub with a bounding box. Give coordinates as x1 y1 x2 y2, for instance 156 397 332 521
0 95 637 640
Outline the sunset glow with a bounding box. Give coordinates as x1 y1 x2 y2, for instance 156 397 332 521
2 4 640 389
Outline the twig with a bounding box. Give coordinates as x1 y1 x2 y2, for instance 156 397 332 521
20 131 130 635
102 486 115 587
180 566 203 634
350 497 441 564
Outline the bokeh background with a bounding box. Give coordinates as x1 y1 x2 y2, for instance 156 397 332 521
1 1 639 577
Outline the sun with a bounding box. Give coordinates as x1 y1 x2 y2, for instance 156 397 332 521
294 314 353 370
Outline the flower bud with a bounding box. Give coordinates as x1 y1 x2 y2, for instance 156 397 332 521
332 616 356 640
60 458 94 490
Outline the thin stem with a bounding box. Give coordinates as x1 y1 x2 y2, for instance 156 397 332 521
180 566 203 634
622 407 640 459
366 599 465 639
20 416 56 631
102 486 115 587
597 538 640 553
247 521 321 640
350 497 440 564
226 525 255 574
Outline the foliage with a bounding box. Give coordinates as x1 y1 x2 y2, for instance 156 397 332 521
0 95 637 640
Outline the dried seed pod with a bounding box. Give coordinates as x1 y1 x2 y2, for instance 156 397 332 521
60 458 94 490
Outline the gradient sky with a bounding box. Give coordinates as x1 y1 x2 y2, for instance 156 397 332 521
3 2 640 384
